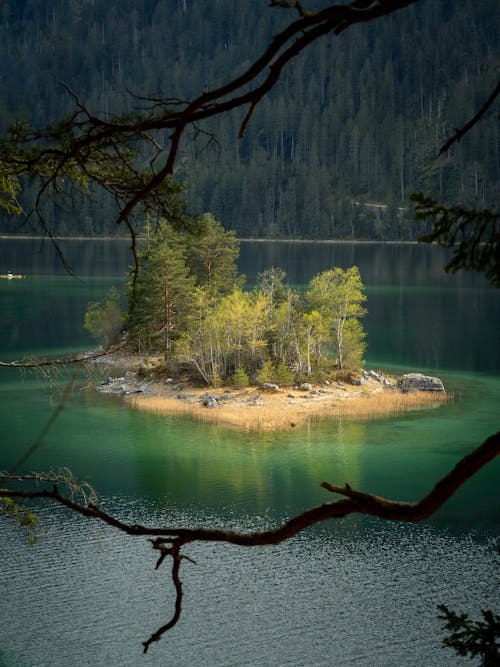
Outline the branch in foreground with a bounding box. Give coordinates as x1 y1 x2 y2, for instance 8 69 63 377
439 79 500 155
1 432 498 653
412 193 500 288
0 336 128 368
1 1 421 233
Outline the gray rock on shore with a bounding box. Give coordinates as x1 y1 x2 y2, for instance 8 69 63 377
260 382 280 392
397 373 445 393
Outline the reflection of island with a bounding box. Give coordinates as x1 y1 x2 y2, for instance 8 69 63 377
121 402 370 518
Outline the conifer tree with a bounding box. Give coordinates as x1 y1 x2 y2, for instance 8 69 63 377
186 213 243 297
128 235 195 361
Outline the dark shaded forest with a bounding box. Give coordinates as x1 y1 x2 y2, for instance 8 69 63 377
0 0 498 239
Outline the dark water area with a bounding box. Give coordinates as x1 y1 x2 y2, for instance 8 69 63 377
0 239 499 666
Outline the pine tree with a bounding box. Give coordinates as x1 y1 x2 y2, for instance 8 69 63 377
186 213 243 297
128 235 195 361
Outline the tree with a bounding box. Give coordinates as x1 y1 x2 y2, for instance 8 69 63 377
186 212 243 297
307 266 367 370
257 266 288 316
413 193 500 288
0 166 22 215
438 604 500 666
128 229 196 361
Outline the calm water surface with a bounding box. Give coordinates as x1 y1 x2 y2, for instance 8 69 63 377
0 239 498 666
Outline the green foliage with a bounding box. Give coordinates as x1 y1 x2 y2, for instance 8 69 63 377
412 193 500 288
273 362 294 387
84 287 125 349
307 267 367 369
256 360 275 384
0 496 39 546
127 215 244 364
127 215 366 381
256 361 293 386
128 228 196 360
438 604 500 666
257 267 288 313
0 169 22 214
232 367 250 388
187 213 244 296
211 372 223 388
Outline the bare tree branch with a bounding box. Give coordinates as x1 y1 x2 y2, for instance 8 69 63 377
0 335 127 368
439 79 500 155
8 375 77 475
1 432 498 651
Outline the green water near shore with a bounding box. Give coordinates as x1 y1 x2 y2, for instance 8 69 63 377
0 239 498 666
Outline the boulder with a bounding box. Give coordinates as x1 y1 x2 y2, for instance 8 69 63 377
397 373 445 393
299 382 313 392
202 395 218 408
261 382 280 392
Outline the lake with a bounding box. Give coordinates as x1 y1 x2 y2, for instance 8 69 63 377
0 238 499 666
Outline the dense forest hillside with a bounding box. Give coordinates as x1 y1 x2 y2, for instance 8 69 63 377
0 0 498 239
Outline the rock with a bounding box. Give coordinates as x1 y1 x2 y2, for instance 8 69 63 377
261 382 280 392
164 377 174 384
287 393 295 398
177 392 190 400
299 382 313 391
248 396 261 405
202 395 218 408
365 369 395 387
397 373 445 393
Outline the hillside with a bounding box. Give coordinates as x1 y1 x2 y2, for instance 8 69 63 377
0 0 498 238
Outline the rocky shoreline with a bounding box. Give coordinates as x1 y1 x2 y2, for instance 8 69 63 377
92 355 447 431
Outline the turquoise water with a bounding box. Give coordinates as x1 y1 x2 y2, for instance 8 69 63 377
0 240 498 666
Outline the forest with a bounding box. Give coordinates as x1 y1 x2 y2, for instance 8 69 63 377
86 215 367 385
0 0 498 239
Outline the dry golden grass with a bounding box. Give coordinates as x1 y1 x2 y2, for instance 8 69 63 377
125 388 450 432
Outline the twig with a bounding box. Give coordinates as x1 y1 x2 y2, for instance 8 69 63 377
8 375 77 475
0 336 128 368
439 79 500 155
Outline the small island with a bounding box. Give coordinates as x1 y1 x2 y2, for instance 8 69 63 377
93 354 448 432
86 215 448 431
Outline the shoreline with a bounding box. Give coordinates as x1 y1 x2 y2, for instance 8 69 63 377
0 234 420 245
94 357 450 431
125 386 449 432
